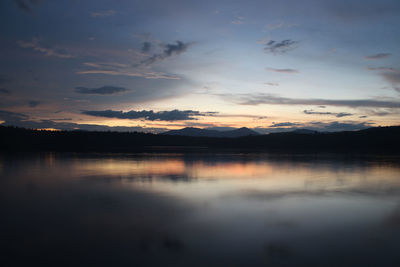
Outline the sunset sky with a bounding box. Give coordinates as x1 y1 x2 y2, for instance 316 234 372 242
1 0 400 133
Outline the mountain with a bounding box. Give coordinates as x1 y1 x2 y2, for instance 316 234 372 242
1 125 399 153
162 127 260 137
162 127 221 137
221 127 261 137
291 129 319 134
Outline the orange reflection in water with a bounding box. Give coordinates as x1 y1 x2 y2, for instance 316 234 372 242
73 158 276 179
188 161 274 178
74 158 186 177
2 154 400 200
69 155 400 197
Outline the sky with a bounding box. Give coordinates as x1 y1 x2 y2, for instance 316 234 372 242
1 0 400 133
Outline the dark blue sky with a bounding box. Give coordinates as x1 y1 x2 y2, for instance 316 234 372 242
1 0 399 133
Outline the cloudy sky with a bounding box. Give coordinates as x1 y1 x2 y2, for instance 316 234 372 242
1 0 400 133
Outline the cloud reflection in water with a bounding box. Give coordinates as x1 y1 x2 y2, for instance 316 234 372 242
0 153 399 266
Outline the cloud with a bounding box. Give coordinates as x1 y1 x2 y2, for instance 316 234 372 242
14 0 42 13
367 66 400 92
79 62 180 79
222 93 400 108
82 109 217 121
164 41 188 56
78 40 190 79
140 41 191 66
254 121 373 134
0 111 375 135
0 88 10 94
17 38 74 58
265 82 279 86
382 72 400 92
0 110 167 133
360 108 400 117
90 9 116 18
141 42 151 53
364 53 391 60
308 121 373 132
28 100 40 107
303 109 353 118
77 62 180 80
75 86 129 95
0 110 29 123
231 16 245 24
264 40 298 54
77 69 180 80
366 66 396 71
265 67 299 74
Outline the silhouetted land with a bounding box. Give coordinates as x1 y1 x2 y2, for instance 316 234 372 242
1 125 399 153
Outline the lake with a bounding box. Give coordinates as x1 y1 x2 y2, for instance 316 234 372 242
1 153 399 266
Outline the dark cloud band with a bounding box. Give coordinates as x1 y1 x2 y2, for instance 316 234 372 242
82 109 217 121
265 67 299 73
223 93 400 108
364 53 391 60
140 41 191 66
264 39 298 54
304 109 353 118
75 86 129 95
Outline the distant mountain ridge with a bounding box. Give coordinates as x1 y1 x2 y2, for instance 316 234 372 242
291 129 319 134
1 125 399 153
162 127 260 137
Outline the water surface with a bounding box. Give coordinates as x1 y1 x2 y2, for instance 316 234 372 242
1 153 399 266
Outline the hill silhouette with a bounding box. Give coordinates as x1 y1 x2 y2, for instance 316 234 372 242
162 127 260 137
0 125 399 153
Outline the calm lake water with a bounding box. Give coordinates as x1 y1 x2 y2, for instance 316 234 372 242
1 153 399 266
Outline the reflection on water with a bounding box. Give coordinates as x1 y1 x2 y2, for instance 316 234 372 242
1 153 399 266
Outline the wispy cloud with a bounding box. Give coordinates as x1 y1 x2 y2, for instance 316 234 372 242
361 108 400 117
303 109 353 118
82 109 217 121
364 53 391 60
264 82 279 86
264 39 298 54
221 93 400 108
90 9 116 18
77 62 180 80
76 39 191 79
141 42 152 53
255 121 373 134
265 67 299 74
366 66 396 71
75 86 130 95
0 110 28 122
231 16 245 24
140 41 191 66
367 66 400 92
77 69 180 80
17 38 74 58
